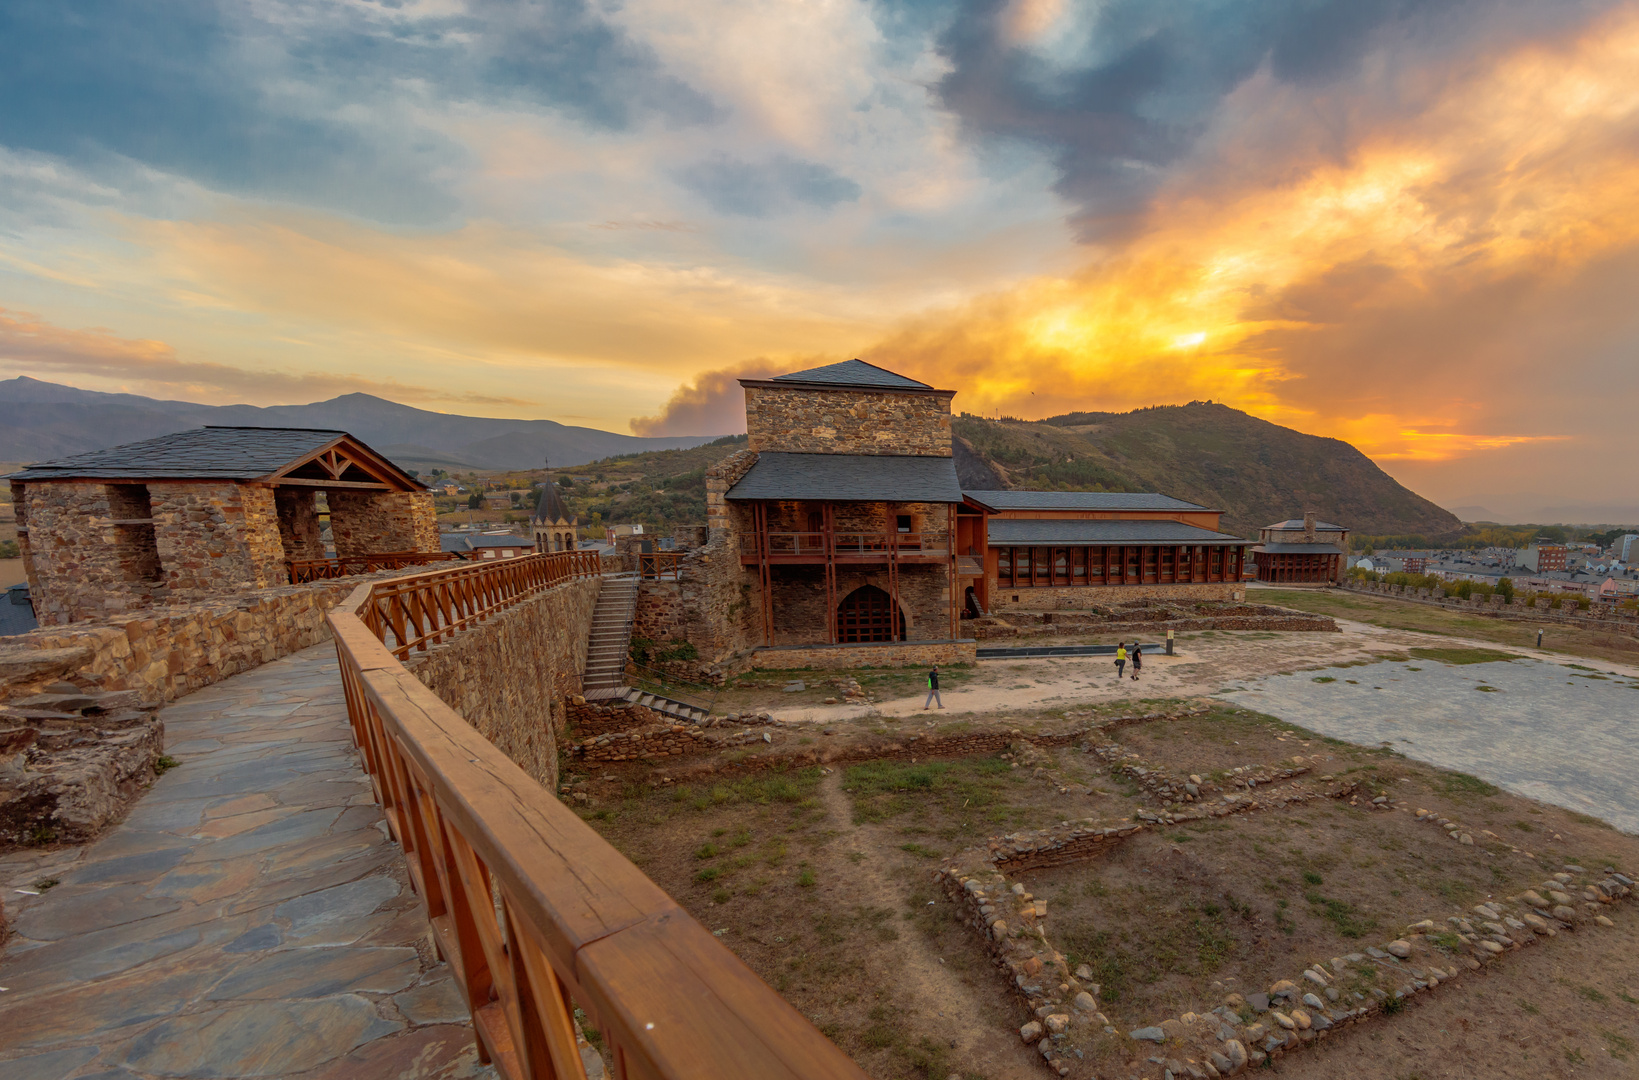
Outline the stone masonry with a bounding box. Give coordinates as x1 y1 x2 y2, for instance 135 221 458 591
150 482 287 594
329 490 440 557
742 384 954 456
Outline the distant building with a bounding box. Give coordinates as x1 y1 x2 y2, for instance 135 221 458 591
1250 512 1349 584
443 531 532 560
1518 543 1568 573
1621 535 1639 562
1401 556 1427 574
532 478 577 553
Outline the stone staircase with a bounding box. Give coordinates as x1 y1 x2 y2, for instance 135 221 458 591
581 574 640 694
601 685 712 724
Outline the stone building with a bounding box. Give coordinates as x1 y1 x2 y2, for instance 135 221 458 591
8 427 436 625
1249 512 1349 584
532 479 577 552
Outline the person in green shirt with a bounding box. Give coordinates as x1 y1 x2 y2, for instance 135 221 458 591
1115 643 1128 679
923 666 943 709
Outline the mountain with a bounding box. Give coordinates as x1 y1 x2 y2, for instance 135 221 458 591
0 377 726 472
954 403 1462 538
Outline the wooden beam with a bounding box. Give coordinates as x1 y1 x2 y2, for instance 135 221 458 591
273 478 393 490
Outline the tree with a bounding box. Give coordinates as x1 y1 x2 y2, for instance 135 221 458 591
467 493 483 510
1496 577 1515 602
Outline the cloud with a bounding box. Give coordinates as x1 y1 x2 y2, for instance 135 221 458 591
930 0 1615 237
629 357 793 435
0 0 717 224
0 306 531 408
676 154 863 217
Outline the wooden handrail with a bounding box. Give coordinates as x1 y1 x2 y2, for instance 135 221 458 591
636 551 684 580
328 560 868 1080
288 550 461 584
355 551 602 659
741 531 945 557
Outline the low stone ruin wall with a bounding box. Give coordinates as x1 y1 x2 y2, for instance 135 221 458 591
748 639 977 670
971 601 1336 640
1341 579 1639 634
402 575 600 793
0 687 164 846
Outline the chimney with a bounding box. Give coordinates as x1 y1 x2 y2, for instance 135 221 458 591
1303 510 1316 541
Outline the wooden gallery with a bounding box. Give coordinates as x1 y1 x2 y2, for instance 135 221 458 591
677 360 1251 667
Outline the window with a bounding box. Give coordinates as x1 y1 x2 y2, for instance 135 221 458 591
105 484 163 585
1053 547 1069 585
1072 548 1087 582
897 515 912 533
1125 547 1140 582
1089 548 1105 580
1143 546 1158 581
1160 546 1174 581
1034 547 1051 586
482 550 496 559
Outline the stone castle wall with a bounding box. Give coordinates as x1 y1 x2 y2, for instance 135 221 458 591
150 482 287 594
749 638 976 670
0 576 379 706
402 575 600 792
763 564 951 645
743 385 953 456
705 449 759 535
12 480 169 625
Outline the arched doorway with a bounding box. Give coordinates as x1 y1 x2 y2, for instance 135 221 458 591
836 585 904 643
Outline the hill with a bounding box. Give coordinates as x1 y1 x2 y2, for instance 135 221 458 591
955 403 1461 538
0 376 726 472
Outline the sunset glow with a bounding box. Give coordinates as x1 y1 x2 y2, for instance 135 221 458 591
2 1 1638 511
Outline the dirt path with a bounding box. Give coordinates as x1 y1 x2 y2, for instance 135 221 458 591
814 771 1040 1080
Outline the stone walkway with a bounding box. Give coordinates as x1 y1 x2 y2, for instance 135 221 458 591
0 643 492 1080
1223 654 1639 834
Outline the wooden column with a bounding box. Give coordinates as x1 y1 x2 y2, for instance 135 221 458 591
824 503 837 643
948 503 959 640
755 502 773 646
887 509 902 642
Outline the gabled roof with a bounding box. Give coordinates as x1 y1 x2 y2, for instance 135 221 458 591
726 452 963 503
1265 518 1346 531
5 426 423 490
988 518 1247 546
533 479 574 524
966 490 1209 512
749 359 935 392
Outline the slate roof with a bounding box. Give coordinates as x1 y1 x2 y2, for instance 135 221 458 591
726 452 963 502
1265 518 1346 531
765 359 933 391
440 533 532 552
533 479 574 524
7 427 351 481
965 490 1208 512
987 519 1247 546
1253 542 1345 555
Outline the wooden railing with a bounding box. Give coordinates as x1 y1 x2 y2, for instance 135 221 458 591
740 531 946 558
636 552 684 580
355 551 602 659
329 560 868 1080
288 550 462 583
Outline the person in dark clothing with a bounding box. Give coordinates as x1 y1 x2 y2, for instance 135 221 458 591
1130 644 1142 680
924 666 943 709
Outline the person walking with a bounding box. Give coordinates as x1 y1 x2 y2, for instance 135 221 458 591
924 665 944 709
1114 642 1127 680
1130 643 1143 681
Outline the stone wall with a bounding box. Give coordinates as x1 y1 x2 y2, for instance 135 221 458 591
990 580 1243 609
11 480 170 625
749 639 977 670
330 490 439 556
705 449 759 535
0 576 378 706
1341 580 1639 635
401 575 600 792
743 385 954 456
275 488 326 562
150 481 287 594
630 532 755 667
763 564 952 645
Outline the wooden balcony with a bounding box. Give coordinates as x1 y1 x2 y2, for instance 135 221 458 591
329 553 869 1079
739 531 950 565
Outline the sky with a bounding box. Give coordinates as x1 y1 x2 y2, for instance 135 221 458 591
2 1 1637 517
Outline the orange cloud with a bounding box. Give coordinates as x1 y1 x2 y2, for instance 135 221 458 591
850 8 1639 462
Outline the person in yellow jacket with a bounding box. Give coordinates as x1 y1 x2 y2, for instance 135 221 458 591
1115 643 1128 679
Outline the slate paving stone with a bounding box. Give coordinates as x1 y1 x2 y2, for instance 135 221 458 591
288 1023 488 1080
394 976 473 1026
13 883 182 941
0 643 490 1078
122 996 403 1077
208 946 421 1000
0 1045 102 1080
